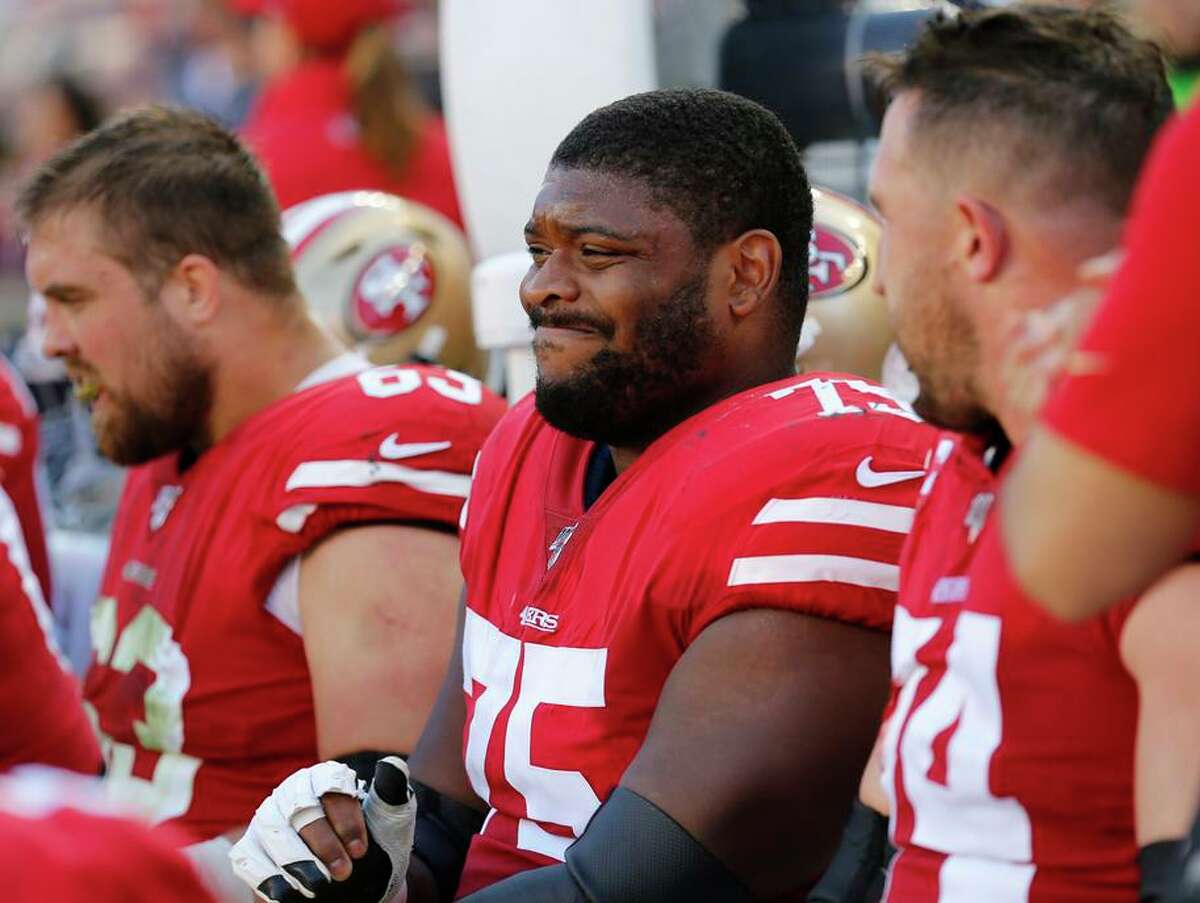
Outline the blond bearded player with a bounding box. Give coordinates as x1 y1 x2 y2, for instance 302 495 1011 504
18 106 505 882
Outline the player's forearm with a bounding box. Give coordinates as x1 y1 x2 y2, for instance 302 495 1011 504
1002 432 1198 619
1134 695 1200 845
1123 565 1200 845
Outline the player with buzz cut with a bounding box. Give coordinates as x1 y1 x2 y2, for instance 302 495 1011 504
232 87 939 903
18 105 506 891
849 6 1195 903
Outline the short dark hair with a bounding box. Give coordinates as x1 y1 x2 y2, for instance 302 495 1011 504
17 105 296 298
866 5 1173 215
550 88 813 342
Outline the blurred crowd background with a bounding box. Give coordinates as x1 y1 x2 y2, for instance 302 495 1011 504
0 0 1192 543
0 0 1192 316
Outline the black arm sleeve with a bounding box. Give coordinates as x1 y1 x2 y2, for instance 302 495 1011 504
1140 839 1184 903
807 800 893 903
458 787 753 903
410 780 487 903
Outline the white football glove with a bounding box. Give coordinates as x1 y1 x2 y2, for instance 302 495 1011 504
230 757 416 903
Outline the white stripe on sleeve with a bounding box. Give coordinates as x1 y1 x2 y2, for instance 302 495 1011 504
285 460 472 498
727 554 900 591
0 487 69 671
752 497 915 534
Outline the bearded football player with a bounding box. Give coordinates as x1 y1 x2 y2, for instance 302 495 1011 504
232 88 939 903
19 106 505 881
856 7 1196 902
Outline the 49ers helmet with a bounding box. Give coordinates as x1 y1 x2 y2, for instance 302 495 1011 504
282 190 486 377
801 186 898 385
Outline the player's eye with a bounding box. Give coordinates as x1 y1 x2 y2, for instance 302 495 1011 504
580 246 623 261
526 245 550 266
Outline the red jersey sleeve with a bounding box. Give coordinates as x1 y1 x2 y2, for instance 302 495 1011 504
1042 105 1200 495
458 395 536 580
267 365 506 544
0 487 100 774
0 357 51 602
0 808 213 902
661 415 936 642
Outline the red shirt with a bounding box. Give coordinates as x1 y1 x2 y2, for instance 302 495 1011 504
455 375 938 897
0 355 51 602
1043 105 1200 495
0 482 100 775
243 59 464 228
0 773 213 903
84 365 504 840
884 436 1139 902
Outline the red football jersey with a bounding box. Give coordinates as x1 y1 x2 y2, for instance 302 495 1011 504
0 484 100 774
0 773 213 903
455 375 939 897
883 435 1139 902
0 354 51 602
1042 104 1200 495
84 364 505 840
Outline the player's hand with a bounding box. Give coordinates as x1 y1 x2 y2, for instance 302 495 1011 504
230 757 416 903
998 250 1120 443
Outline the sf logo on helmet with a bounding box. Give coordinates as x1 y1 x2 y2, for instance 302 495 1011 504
351 245 437 338
808 226 866 298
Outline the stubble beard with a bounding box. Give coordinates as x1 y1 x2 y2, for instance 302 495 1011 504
92 319 214 467
534 270 718 449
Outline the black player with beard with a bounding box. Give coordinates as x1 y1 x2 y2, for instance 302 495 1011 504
238 88 938 903
528 266 714 450
522 104 811 473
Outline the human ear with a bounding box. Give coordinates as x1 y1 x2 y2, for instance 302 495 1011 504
164 254 223 326
727 229 783 319
955 196 1008 283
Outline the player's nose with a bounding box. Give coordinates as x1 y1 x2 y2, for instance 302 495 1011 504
520 249 582 314
39 301 77 361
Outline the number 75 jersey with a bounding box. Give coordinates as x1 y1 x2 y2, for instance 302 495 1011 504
84 365 505 840
455 375 939 896
882 435 1139 902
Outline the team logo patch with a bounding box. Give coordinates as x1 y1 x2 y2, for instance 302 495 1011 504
808 224 867 299
519 605 560 633
964 492 995 544
931 575 970 604
121 560 158 590
149 485 184 532
349 244 436 339
547 523 578 570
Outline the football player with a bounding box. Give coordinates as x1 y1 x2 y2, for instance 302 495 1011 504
18 106 505 866
858 6 1189 902
232 88 939 902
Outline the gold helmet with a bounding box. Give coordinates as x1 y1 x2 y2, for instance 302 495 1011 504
800 186 897 383
282 190 486 377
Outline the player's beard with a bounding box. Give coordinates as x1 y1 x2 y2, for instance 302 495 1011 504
534 270 718 449
893 277 998 437
89 314 214 467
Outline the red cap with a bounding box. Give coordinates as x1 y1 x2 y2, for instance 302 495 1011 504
278 0 402 52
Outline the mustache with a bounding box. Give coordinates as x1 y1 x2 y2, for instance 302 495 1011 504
65 361 99 384
528 307 616 340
